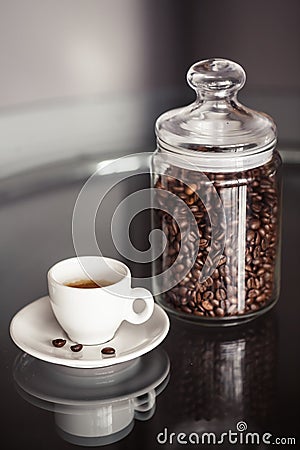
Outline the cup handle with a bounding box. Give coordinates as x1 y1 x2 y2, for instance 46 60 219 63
126 287 154 324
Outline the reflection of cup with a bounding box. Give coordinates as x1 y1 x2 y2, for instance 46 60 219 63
47 256 154 344
13 348 170 447
55 400 135 443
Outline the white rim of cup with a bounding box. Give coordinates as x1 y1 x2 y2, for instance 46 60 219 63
47 256 130 291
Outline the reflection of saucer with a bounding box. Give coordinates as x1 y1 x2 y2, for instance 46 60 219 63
13 348 170 404
13 348 170 446
10 296 169 368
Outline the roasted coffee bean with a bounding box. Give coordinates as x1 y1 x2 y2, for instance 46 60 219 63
189 231 198 242
190 204 199 213
182 306 192 313
214 279 222 289
192 268 201 279
254 232 261 245
186 196 195 206
264 272 273 282
260 179 272 189
247 277 260 289
155 160 279 319
212 269 219 279
252 202 261 213
215 288 226 301
247 229 256 242
250 303 259 311
253 246 261 259
227 285 237 297
224 299 231 310
220 299 227 311
259 228 266 237
228 304 237 315
101 347 116 357
261 238 269 251
52 338 66 348
193 310 204 316
217 255 227 266
211 299 220 307
168 247 177 256
219 265 230 277
176 263 185 272
256 294 267 302
198 284 206 293
181 297 188 305
199 239 209 249
205 277 213 287
196 292 202 303
224 276 231 285
174 241 180 253
202 300 214 311
179 286 188 296
203 291 214 300
248 289 259 298
185 183 197 195
250 219 261 230
215 307 225 317
70 344 83 352
257 268 265 276
252 258 261 266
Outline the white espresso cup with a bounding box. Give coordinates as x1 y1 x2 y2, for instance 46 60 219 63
47 256 154 345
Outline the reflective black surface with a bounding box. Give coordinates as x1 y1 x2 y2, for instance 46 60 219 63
0 155 299 449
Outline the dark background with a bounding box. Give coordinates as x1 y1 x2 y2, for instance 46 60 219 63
0 1 299 449
0 0 299 178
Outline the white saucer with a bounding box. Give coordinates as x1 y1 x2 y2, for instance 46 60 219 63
10 296 170 368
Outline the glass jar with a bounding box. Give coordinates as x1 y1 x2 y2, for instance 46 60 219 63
151 58 282 325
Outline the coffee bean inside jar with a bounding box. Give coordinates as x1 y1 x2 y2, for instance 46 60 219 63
151 58 282 324
152 154 281 323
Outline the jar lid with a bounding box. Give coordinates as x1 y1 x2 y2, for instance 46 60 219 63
155 58 277 167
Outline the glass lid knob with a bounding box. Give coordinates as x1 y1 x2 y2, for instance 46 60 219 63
187 58 246 98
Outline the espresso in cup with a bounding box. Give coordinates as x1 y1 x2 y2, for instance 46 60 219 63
65 279 113 289
48 256 154 345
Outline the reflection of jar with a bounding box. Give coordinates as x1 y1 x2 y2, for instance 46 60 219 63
161 313 277 430
152 58 282 324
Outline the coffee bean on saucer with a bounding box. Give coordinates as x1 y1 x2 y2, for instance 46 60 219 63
70 344 83 352
101 347 116 358
52 338 66 348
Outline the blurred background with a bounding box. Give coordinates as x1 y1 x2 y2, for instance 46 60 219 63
1 4 299 447
0 0 299 177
